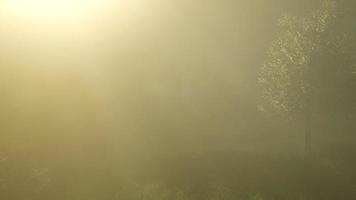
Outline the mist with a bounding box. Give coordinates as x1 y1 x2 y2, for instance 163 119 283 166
0 1 355 200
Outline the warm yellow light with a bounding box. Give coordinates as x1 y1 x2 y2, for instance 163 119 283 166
0 0 111 24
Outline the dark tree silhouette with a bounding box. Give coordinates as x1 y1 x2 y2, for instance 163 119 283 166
259 0 356 152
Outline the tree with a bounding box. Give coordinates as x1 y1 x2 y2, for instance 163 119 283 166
259 0 356 153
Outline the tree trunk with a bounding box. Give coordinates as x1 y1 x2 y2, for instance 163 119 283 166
305 98 312 153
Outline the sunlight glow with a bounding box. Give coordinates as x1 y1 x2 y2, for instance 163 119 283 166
0 0 113 24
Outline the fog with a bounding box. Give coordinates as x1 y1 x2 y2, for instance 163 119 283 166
0 0 355 200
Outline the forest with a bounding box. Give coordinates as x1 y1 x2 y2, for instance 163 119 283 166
0 0 355 199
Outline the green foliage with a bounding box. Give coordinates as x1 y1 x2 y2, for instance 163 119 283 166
208 182 235 200
248 193 264 200
135 184 170 200
259 0 355 118
115 183 193 200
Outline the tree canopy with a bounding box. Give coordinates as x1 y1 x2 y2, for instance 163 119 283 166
259 0 356 119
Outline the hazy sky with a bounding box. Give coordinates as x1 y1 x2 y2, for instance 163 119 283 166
0 0 323 141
